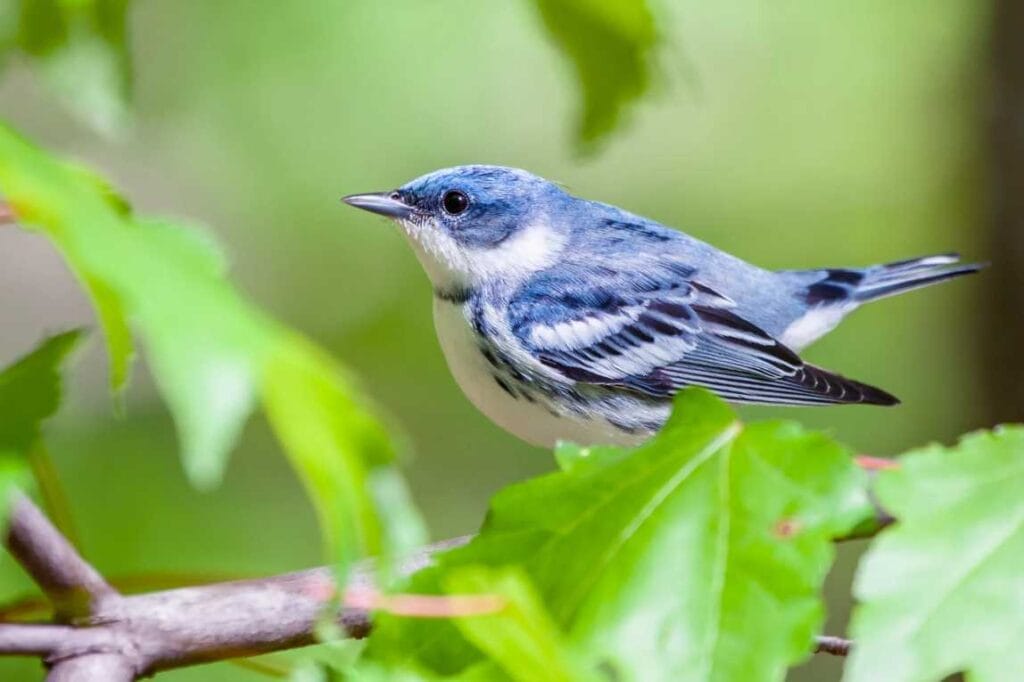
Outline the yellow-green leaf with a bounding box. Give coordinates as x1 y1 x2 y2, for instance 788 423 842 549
847 428 1024 682
0 122 424 569
444 566 593 682
532 0 658 149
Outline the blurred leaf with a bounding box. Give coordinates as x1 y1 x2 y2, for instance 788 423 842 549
443 566 593 682
0 331 82 531
263 337 389 565
330 661 445 682
847 428 1024 682
0 330 83 453
371 390 873 681
532 0 657 149
80 273 132 397
10 0 132 135
369 467 431 584
0 123 424 570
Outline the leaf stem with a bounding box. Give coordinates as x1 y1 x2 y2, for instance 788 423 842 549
27 441 82 551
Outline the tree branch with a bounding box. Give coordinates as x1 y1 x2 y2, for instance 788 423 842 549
46 655 135 682
4 493 116 620
2 494 472 678
1 495 851 680
0 624 75 656
814 635 852 657
0 203 14 225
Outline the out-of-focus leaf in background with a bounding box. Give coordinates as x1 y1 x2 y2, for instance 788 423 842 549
0 330 82 529
0 330 82 454
0 124 425 574
370 390 873 681
531 0 658 149
847 428 1024 682
2 0 132 135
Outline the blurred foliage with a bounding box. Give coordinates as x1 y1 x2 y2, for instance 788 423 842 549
0 330 81 455
0 126 426 575
532 0 657 150
847 428 1024 682
1 0 657 148
368 391 874 681
0 330 81 527
0 0 131 135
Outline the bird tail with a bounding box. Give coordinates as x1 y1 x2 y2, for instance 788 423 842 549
851 253 984 303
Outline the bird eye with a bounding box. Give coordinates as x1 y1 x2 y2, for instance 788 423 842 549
442 190 469 215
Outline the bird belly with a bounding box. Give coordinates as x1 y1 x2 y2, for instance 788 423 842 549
433 299 648 448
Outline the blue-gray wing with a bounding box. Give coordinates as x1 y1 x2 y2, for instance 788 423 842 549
509 263 898 406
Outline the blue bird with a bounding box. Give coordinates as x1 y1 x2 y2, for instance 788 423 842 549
343 166 982 447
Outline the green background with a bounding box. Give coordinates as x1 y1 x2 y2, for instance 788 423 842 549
0 1 998 679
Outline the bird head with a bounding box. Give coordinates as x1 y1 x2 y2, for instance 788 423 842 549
343 165 570 290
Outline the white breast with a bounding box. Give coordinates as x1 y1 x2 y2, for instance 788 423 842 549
433 298 640 448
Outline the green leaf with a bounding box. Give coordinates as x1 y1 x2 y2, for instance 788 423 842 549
0 330 83 453
847 428 1024 682
532 0 658 150
11 0 133 135
369 466 431 584
263 336 390 569
371 390 873 681
0 331 83 531
81 273 133 397
443 566 593 682
0 123 424 568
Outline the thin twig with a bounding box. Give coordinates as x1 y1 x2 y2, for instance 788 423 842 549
815 635 852 657
28 441 83 551
4 493 116 621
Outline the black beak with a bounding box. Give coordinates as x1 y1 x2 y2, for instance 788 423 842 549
341 192 414 219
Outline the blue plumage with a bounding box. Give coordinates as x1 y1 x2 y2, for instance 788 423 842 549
343 166 983 447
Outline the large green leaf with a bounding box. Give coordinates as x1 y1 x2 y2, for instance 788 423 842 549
370 390 873 681
531 0 658 149
0 331 83 524
8 0 132 135
0 123 424 571
443 566 593 682
846 428 1024 682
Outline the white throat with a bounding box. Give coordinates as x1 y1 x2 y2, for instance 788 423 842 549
398 218 567 291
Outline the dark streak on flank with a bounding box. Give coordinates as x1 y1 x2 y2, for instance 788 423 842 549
493 375 516 398
435 284 473 304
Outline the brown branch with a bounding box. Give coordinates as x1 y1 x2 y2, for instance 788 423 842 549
2 493 472 678
0 624 76 655
4 493 116 620
1 494 852 680
0 203 15 225
815 635 852 657
46 655 136 682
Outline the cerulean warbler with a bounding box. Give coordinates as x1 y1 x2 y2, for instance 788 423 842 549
343 166 980 447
